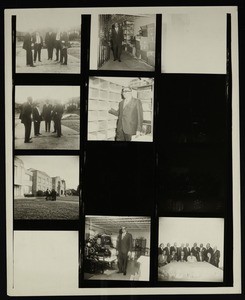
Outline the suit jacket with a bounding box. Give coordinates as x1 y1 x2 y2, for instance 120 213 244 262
45 32 55 47
116 232 133 254
20 102 32 124
184 246 191 257
32 107 42 122
42 104 53 120
210 250 220 267
110 98 143 135
158 247 164 255
111 27 124 46
32 35 43 46
177 247 186 260
170 246 178 255
164 246 171 258
205 247 213 262
52 104 64 120
23 33 33 50
191 246 200 259
60 32 69 48
197 247 206 262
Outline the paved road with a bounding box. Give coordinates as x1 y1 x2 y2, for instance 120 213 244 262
15 119 80 150
16 44 80 73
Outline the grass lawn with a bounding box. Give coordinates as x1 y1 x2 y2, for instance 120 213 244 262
14 196 79 220
61 119 80 132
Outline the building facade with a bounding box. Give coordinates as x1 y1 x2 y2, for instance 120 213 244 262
52 176 66 196
14 157 33 197
14 157 66 197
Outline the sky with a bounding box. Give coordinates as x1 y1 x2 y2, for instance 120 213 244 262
15 86 80 104
17 156 79 189
16 9 81 32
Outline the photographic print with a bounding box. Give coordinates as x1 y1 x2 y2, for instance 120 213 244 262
14 156 79 220
15 86 80 150
83 216 151 281
15 9 81 73
88 77 154 142
90 14 156 71
158 217 224 282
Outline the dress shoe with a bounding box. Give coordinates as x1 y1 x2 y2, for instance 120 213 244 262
123 272 126 275
52 131 56 133
24 140 32 143
61 63 67 65
114 59 117 61
38 133 42 135
30 65 36 67
118 59 121 62
39 60 42 62
117 271 122 273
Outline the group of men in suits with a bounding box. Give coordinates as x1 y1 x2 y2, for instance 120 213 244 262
19 97 64 143
22 30 70 67
158 242 221 268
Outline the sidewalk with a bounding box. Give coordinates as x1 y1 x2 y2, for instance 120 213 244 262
15 119 80 150
16 45 80 73
99 50 154 71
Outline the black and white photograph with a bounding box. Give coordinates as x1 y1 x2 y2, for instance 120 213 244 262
90 14 156 71
161 9 226 74
15 9 81 73
14 156 79 220
88 77 154 141
15 86 80 150
158 217 224 282
83 216 151 281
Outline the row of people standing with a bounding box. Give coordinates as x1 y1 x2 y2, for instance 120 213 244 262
158 242 220 268
22 31 70 67
19 97 64 143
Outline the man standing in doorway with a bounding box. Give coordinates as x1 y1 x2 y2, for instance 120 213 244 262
20 96 33 143
116 226 133 275
111 22 124 62
109 87 143 141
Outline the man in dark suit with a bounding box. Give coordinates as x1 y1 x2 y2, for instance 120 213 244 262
164 243 171 262
52 101 64 137
210 246 220 268
205 243 213 262
20 96 33 143
111 22 124 62
178 243 186 260
158 243 165 255
23 33 35 67
32 31 43 62
191 243 200 260
45 31 55 60
116 226 133 275
109 87 143 141
170 242 178 257
60 31 69 65
55 31 62 62
184 243 191 258
32 102 43 136
197 243 206 262
42 100 53 132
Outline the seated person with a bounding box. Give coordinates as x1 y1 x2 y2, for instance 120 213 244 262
178 250 186 262
169 250 178 263
206 252 212 263
158 250 168 267
187 252 197 262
